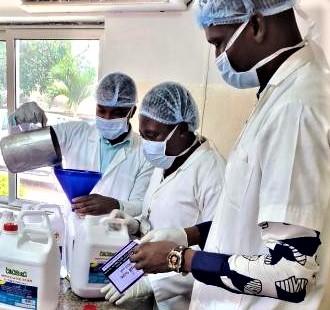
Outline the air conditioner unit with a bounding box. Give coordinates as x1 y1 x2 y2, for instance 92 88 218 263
20 0 190 13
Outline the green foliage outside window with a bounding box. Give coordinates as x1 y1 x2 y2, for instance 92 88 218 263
18 40 96 112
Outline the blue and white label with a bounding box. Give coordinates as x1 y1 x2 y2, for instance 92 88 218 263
88 263 109 284
88 250 114 284
0 281 38 309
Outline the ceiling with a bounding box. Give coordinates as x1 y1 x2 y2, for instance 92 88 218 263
0 0 28 17
0 0 104 23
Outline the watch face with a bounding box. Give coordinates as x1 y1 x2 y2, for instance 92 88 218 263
168 251 181 271
170 254 178 266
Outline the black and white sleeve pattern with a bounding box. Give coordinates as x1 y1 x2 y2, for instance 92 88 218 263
191 222 321 303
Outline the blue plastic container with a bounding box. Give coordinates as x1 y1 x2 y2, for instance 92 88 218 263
54 166 102 202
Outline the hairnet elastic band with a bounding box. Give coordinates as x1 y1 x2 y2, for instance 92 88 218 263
139 110 183 126
98 101 136 108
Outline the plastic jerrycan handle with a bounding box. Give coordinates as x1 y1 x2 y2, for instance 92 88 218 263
17 210 53 247
34 203 64 219
100 217 128 234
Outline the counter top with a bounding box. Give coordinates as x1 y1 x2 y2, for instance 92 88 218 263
57 279 154 310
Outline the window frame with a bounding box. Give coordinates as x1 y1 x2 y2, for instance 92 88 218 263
0 31 8 204
0 26 103 207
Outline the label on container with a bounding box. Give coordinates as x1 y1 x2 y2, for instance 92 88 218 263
0 267 38 309
101 240 144 294
88 250 115 284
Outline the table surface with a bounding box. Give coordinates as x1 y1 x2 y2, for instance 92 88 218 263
57 279 154 310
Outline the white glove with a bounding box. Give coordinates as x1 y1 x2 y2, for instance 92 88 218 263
108 209 140 235
100 277 152 305
140 227 188 246
8 101 47 127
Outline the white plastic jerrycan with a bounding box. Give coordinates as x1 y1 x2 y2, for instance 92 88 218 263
33 204 66 278
70 215 129 298
0 210 61 310
21 204 66 278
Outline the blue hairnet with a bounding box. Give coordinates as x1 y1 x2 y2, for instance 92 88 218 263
96 72 137 107
198 0 296 27
140 82 199 132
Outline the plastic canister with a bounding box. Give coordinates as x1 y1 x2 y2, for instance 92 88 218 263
34 204 66 278
0 210 60 310
21 204 66 278
70 216 129 298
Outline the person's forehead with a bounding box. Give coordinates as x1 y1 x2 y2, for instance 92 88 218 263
139 115 172 132
97 105 130 112
205 23 240 42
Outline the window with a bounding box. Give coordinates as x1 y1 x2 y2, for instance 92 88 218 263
1 28 102 206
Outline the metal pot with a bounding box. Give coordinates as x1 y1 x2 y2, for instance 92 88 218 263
0 126 62 173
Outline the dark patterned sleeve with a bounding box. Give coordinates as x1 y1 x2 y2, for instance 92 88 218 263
191 222 321 303
195 221 212 249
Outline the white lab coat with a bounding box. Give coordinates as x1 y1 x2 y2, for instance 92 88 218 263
54 121 154 216
190 45 330 309
141 140 226 310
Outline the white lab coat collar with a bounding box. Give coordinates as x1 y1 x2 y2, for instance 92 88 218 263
259 44 313 100
87 125 138 174
155 139 214 186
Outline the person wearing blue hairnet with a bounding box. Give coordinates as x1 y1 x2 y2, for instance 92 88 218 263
128 1 330 309
101 82 226 309
9 72 153 217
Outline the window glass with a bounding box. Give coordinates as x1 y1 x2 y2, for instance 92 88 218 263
15 39 99 203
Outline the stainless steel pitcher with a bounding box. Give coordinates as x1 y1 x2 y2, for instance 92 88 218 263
0 126 62 173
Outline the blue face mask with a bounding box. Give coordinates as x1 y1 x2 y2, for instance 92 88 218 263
216 21 305 89
142 125 197 169
96 109 132 140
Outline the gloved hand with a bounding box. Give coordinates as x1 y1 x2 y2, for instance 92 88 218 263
8 101 47 127
100 277 152 305
109 209 140 235
141 227 188 246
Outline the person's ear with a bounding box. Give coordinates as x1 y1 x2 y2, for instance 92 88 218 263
250 12 266 44
178 123 189 137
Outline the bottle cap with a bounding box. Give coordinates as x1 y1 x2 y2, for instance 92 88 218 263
83 305 97 310
3 222 18 232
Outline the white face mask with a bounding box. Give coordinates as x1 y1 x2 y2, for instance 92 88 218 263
216 21 305 89
96 108 132 140
142 125 197 170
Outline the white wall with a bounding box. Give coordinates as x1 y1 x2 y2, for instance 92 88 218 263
101 11 210 137
0 1 327 157
101 1 330 158
101 9 255 157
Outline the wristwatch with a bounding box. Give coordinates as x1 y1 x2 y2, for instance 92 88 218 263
167 245 188 273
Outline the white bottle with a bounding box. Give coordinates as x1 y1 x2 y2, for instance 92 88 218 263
70 215 129 298
0 210 60 310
